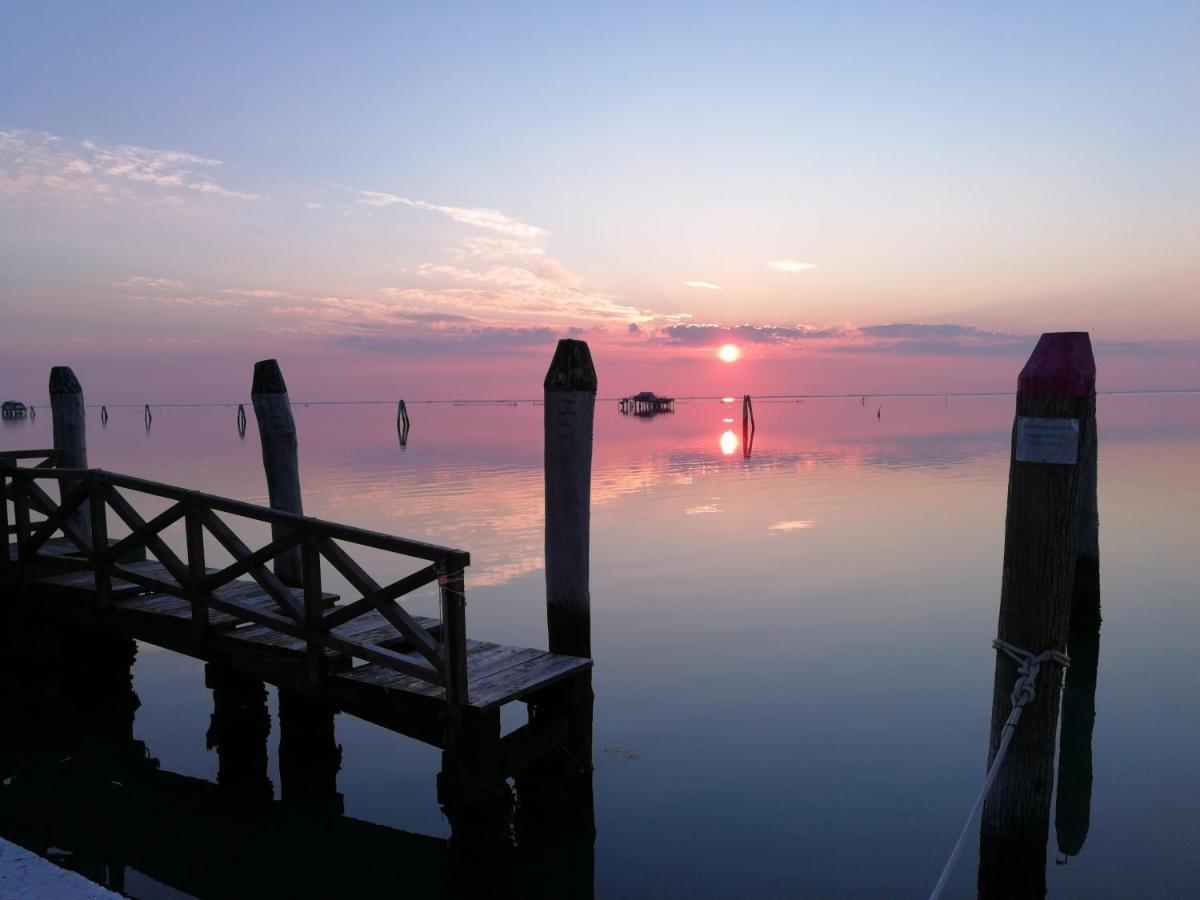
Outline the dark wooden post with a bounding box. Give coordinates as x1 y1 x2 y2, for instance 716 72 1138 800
49 366 91 542
250 359 303 587
978 332 1096 899
543 339 597 659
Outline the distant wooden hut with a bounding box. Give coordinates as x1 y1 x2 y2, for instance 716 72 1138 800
2 400 29 418
619 391 675 416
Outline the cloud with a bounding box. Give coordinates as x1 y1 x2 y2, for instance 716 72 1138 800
349 188 545 239
119 276 185 290
768 259 817 273
768 520 814 533
0 130 259 204
663 322 840 345
683 280 724 291
220 288 296 299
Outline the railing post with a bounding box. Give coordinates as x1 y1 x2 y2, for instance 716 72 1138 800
12 474 31 568
88 473 111 606
438 561 469 737
301 530 325 685
0 466 11 579
185 495 208 643
49 365 91 543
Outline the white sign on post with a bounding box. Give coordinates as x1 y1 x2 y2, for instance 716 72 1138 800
1016 417 1079 464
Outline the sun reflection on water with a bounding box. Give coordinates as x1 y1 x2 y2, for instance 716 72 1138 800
719 429 739 456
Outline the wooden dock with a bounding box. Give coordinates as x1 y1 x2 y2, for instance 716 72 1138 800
1 448 591 750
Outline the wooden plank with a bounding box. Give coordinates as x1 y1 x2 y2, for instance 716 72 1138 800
321 564 439 628
101 486 189 584
198 507 303 622
337 641 550 702
466 653 592 709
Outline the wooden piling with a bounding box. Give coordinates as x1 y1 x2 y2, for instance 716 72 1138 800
978 332 1095 898
543 339 597 659
250 359 304 587
1073 399 1100 627
236 403 247 437
48 366 90 541
100 405 109 425
144 404 152 428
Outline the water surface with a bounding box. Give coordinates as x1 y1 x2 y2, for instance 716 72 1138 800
3 393 1198 897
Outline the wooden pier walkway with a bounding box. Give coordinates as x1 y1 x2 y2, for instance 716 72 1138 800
1 449 590 748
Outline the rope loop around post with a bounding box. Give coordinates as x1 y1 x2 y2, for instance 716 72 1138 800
926 638 1070 900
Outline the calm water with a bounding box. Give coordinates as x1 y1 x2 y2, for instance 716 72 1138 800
2 393 1199 898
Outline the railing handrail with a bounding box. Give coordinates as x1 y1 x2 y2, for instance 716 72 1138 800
2 460 471 705
5 465 469 565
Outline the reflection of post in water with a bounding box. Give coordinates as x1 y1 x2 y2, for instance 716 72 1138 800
278 687 344 815
1055 597 1101 862
742 394 756 459
205 661 273 802
514 675 596 900
1055 403 1101 864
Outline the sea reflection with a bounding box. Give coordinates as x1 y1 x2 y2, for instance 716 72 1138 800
1 394 1199 897
719 429 738 456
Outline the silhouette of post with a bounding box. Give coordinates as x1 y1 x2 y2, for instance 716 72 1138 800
978 332 1095 898
205 661 273 802
49 366 90 541
251 359 303 586
543 339 596 659
278 688 343 815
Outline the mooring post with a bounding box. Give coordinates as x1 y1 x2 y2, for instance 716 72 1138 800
278 689 344 815
205 661 273 802
250 359 304 587
978 332 1095 899
543 339 597 659
48 366 91 542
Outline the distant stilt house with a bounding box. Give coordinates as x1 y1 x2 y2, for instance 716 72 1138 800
2 400 29 418
619 391 675 416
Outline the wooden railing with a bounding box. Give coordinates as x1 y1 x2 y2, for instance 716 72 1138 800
1 459 470 706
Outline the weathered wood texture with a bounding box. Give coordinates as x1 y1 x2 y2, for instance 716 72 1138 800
543 339 596 659
978 332 1096 899
4 460 589 746
48 366 90 540
251 359 304 586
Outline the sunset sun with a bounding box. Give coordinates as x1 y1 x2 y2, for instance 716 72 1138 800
717 343 741 363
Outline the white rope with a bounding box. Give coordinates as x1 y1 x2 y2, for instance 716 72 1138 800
927 640 1069 900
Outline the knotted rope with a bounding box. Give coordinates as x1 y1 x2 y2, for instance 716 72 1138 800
927 640 1070 900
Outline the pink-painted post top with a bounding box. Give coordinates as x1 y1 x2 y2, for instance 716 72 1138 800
1017 332 1096 397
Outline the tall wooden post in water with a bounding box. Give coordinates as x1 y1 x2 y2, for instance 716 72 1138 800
250 359 303 587
48 366 90 541
978 332 1095 898
543 339 597 659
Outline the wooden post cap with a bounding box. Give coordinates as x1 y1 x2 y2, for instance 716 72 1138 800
252 359 289 395
49 366 82 395
1018 333 1096 397
544 339 597 392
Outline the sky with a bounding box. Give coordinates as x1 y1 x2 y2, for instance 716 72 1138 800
1 2 1197 401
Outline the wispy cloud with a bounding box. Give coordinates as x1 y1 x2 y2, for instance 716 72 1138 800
0 130 260 203
663 322 839 345
220 288 297 299
119 276 185 290
349 188 545 239
684 280 724 291
768 259 817 273
769 519 814 533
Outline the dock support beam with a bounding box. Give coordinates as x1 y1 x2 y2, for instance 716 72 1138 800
978 332 1095 899
48 366 90 542
251 359 304 587
543 339 597 659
